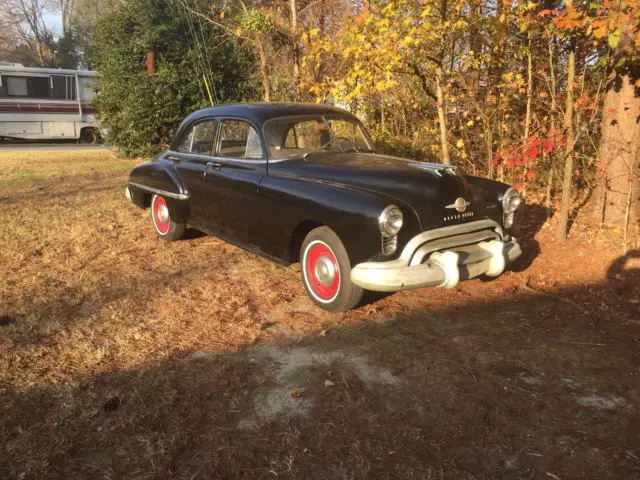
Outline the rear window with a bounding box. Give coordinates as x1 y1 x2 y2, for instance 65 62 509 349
176 120 217 155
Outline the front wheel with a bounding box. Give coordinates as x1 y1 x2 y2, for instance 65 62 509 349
300 226 364 312
151 194 185 241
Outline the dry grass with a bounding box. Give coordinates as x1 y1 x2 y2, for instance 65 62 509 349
1 151 639 479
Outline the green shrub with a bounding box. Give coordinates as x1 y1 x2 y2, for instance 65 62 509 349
89 0 260 157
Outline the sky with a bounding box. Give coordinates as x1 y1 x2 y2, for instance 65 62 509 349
44 10 63 36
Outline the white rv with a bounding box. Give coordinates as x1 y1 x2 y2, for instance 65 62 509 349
0 62 101 142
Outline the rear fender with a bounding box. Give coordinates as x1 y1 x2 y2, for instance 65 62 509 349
128 160 190 222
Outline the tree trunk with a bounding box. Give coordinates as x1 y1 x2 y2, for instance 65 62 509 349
523 32 533 141
593 72 640 230
256 38 271 102
289 0 300 97
545 168 554 210
491 0 507 182
485 122 493 179
556 44 575 241
522 31 534 196
546 32 558 209
436 66 450 165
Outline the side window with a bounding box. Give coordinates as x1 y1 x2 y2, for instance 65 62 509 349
27 77 48 97
218 120 264 159
176 120 216 155
6 77 27 96
284 127 297 148
5 76 49 98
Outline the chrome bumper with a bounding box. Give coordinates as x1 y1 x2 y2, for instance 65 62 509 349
350 219 522 292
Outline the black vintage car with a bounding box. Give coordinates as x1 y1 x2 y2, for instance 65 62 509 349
126 103 522 311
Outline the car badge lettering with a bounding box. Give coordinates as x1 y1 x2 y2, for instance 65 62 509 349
445 197 471 213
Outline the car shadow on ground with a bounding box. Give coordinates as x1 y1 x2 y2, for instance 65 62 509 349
182 228 207 240
509 203 547 272
1 252 638 479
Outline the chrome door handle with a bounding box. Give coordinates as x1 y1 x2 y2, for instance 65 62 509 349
166 155 181 162
204 161 221 177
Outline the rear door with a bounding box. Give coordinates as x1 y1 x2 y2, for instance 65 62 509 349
167 118 218 228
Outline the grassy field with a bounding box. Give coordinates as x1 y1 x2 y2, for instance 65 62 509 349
1 151 639 479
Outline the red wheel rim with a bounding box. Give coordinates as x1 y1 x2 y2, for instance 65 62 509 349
305 241 340 301
152 196 170 234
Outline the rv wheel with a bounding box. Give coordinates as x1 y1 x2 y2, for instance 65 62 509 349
80 128 101 144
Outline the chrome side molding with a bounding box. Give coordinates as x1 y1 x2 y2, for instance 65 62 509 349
128 182 190 200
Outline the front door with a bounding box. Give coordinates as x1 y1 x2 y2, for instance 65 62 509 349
201 118 267 249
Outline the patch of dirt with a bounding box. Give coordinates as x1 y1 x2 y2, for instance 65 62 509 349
1 151 639 479
237 344 400 427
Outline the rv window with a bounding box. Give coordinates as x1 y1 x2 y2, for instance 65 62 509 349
6 77 27 96
50 76 67 99
27 77 49 97
6 76 49 98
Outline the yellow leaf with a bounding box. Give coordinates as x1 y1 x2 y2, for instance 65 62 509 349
456 139 464 149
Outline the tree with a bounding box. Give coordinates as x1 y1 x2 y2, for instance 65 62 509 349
556 40 575 241
89 0 260 156
70 0 121 66
301 0 465 163
591 3 639 238
546 0 639 241
0 0 56 66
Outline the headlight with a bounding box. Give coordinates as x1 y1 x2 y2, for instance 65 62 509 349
379 205 403 237
502 188 521 214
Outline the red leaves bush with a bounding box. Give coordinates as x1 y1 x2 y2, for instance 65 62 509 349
492 131 565 187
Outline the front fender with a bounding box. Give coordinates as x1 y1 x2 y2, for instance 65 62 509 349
127 160 190 222
258 176 422 265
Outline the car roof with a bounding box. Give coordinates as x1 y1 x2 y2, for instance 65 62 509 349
185 102 357 125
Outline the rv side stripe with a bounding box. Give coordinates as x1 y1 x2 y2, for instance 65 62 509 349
0 104 98 114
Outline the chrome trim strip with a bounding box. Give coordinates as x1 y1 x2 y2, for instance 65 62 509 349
166 150 268 165
409 229 501 266
128 182 190 200
399 219 503 265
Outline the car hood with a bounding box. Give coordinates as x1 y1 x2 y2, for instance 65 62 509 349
268 152 505 230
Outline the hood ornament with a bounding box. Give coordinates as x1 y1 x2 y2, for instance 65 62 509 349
446 197 471 213
408 162 457 177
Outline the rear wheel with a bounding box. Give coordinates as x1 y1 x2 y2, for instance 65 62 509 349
300 226 363 312
151 194 185 241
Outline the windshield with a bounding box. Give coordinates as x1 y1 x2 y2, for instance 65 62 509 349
263 114 374 160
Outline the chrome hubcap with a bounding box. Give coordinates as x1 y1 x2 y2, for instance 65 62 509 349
314 255 336 285
157 203 169 223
